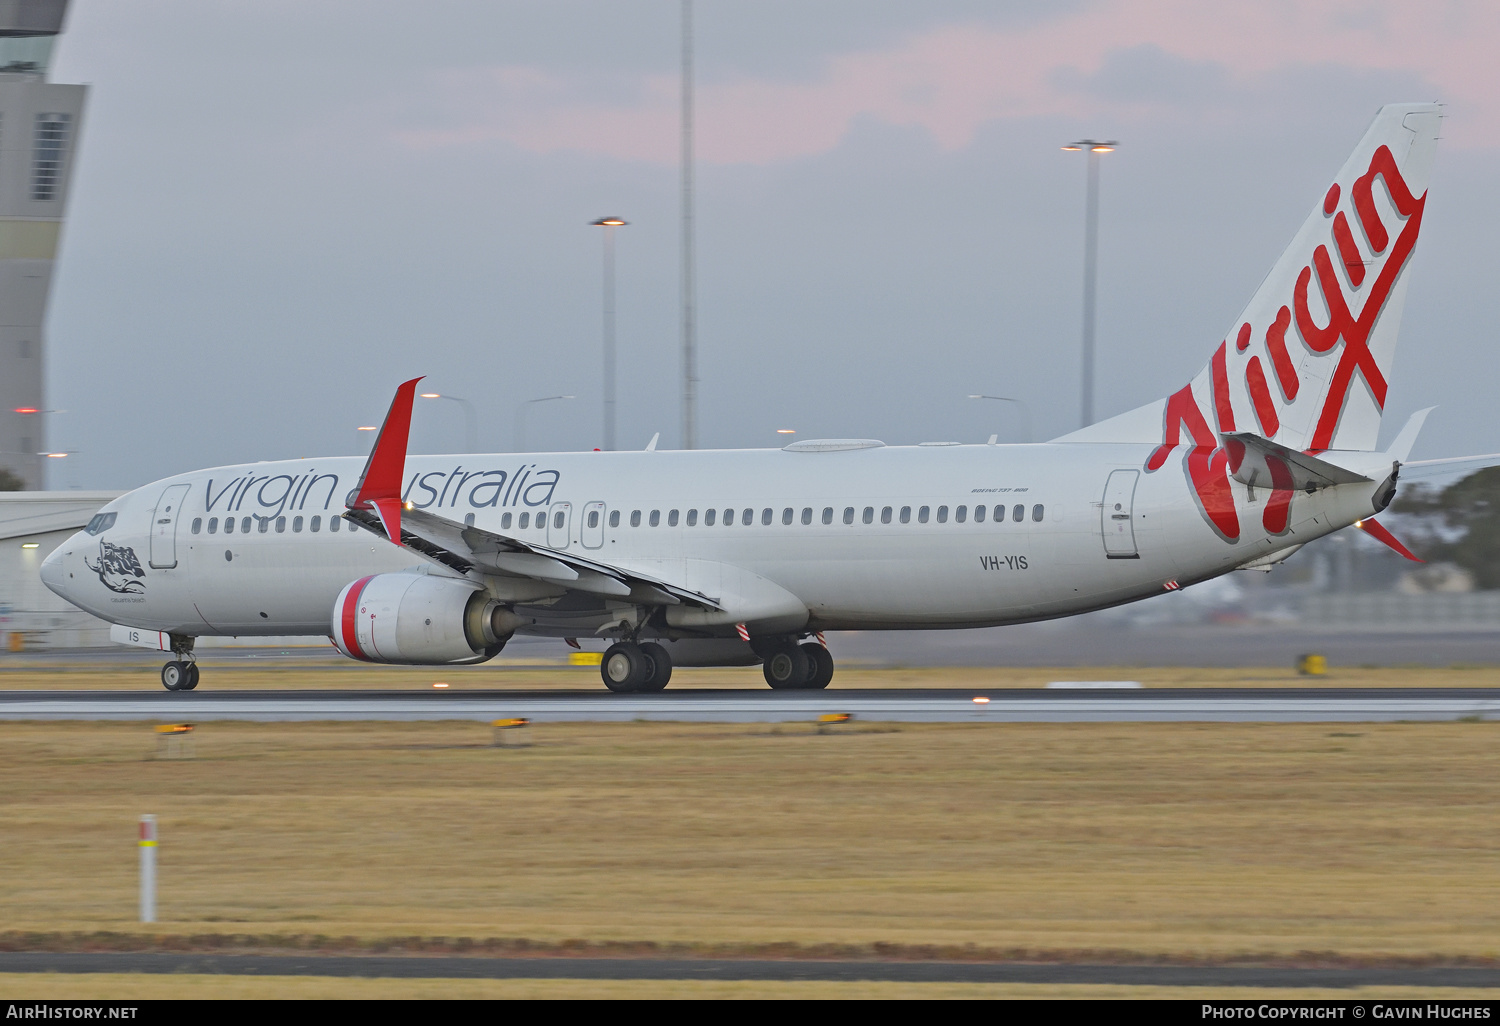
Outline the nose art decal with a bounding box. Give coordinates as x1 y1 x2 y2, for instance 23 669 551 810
84 540 147 594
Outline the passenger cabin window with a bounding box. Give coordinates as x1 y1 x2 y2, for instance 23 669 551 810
723 508 734 526
224 517 235 535
802 508 813 525
687 509 698 526
822 507 834 525
743 509 754 526
862 507 874 524
918 506 930 524
881 506 892 524
293 516 303 532
608 510 620 528
310 516 321 532
956 505 967 523
900 506 911 524
993 505 1004 522
843 507 855 525
464 513 475 527
705 509 716 526
668 510 679 527
588 510 600 528
936 506 948 523
242 517 252 534
1033 504 1045 522
761 508 772 526
553 511 564 529
1013 504 1025 522
650 510 661 527
328 516 339 532
275 517 286 533
191 518 202 534
975 504 986 522
630 510 641 527
782 508 793 525
207 518 218 534
519 512 530 529
258 518 270 534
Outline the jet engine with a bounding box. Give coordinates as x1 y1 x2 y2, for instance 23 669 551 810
331 573 519 664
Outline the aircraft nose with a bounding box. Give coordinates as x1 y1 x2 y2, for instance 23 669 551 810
39 540 70 599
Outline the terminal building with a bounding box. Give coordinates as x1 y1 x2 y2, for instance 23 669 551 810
0 0 85 490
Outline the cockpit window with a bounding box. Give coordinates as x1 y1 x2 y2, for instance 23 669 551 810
84 512 117 535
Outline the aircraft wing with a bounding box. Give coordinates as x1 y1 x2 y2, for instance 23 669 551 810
344 505 721 610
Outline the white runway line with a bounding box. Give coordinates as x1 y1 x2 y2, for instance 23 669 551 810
2 695 1498 723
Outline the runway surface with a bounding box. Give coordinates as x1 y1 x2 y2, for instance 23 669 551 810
3 688 1498 722
2 951 1498 987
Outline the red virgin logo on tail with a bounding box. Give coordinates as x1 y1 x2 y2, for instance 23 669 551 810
1147 145 1426 542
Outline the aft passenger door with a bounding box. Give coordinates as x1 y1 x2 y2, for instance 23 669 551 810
1100 470 1139 559
547 501 572 549
581 501 606 549
149 483 191 569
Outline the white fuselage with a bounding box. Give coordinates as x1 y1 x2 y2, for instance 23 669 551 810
40 441 1388 649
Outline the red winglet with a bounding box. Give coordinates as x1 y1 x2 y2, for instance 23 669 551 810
348 377 423 544
1355 517 1423 562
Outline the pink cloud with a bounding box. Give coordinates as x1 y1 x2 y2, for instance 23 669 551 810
394 0 1500 164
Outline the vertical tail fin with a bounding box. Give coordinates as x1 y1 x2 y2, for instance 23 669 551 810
1059 102 1441 454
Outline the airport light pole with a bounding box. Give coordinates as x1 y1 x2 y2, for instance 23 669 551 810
1061 139 1117 428
515 395 574 453
680 0 698 450
591 218 628 451
967 394 1033 442
419 392 478 452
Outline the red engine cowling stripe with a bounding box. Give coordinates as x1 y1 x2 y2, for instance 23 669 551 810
339 575 376 661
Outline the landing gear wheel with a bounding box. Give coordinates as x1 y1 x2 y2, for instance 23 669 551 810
181 663 200 691
762 645 811 689
800 643 834 690
601 642 650 693
161 661 186 691
637 642 673 692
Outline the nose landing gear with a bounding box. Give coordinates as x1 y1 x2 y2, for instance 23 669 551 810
160 660 199 691
160 634 199 691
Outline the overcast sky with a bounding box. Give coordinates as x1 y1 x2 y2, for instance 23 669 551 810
41 0 1500 489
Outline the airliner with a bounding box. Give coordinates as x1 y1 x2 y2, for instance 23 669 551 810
43 103 1459 692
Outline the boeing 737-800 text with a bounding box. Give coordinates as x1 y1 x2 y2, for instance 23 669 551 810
42 103 1458 691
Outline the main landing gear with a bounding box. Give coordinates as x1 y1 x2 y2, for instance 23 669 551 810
762 641 834 690
161 635 199 692
601 641 673 693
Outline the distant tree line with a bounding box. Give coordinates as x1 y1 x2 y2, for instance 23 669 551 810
1391 467 1500 590
0 469 23 491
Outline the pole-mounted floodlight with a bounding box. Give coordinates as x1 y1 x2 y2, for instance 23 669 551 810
591 218 629 451
515 395 575 453
967 394 1033 442
419 393 479 452
1062 139 1118 428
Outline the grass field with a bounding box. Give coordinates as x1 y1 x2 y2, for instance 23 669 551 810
3 718 1499 969
3 658 1500 691
3 975 1499 1000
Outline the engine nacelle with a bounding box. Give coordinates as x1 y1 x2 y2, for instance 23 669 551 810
332 573 515 664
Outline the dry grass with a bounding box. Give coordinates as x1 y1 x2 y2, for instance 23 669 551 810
2 974 1498 1000
2 660 1499 691
2 720 1499 965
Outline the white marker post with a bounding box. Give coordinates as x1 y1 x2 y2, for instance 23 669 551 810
139 815 157 923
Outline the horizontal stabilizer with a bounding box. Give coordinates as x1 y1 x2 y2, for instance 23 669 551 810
1222 431 1373 490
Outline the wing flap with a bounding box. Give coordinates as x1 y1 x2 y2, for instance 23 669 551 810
348 505 718 609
